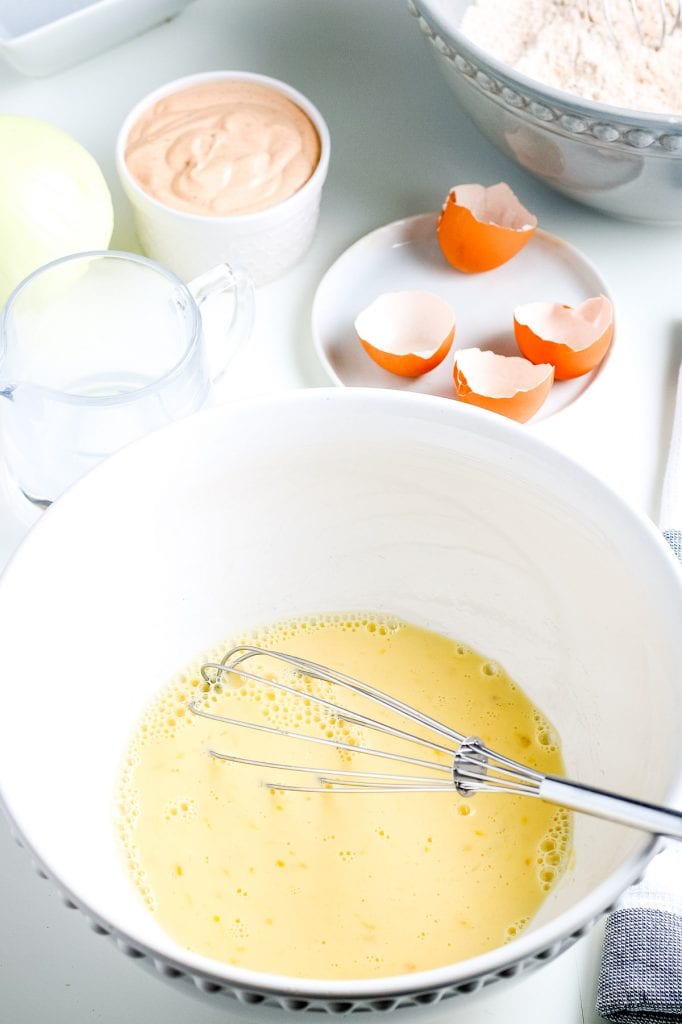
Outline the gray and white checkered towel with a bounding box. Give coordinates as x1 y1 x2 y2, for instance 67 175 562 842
597 845 682 1022
596 363 682 1023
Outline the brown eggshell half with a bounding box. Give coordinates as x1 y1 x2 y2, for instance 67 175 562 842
453 347 554 423
355 290 456 377
514 296 614 380
437 183 537 273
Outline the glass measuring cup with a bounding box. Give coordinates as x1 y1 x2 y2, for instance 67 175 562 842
0 251 254 505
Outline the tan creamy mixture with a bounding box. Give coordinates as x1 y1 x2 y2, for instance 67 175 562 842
117 614 570 979
125 80 320 216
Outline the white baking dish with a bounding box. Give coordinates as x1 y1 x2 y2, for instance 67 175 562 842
0 0 195 77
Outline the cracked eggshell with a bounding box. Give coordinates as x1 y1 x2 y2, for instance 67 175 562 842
453 347 554 423
354 290 456 377
437 182 537 273
514 296 614 380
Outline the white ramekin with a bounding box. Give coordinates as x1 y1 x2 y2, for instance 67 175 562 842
115 71 331 285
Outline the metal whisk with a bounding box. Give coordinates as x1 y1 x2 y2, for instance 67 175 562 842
189 645 682 840
582 0 681 50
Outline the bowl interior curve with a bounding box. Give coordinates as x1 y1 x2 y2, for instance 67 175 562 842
0 389 680 995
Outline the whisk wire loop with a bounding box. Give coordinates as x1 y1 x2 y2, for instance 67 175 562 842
203 645 467 746
188 646 682 840
193 648 543 795
199 658 457 759
190 699 453 775
581 0 680 49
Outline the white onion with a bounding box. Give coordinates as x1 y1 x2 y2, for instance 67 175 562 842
0 115 114 306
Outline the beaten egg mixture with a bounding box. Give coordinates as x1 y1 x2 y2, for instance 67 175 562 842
118 614 570 978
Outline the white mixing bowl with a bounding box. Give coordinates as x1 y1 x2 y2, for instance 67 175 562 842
0 388 681 1013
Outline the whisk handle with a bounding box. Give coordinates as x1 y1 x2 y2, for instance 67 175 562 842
541 776 682 840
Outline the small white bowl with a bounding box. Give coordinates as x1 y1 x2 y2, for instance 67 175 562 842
116 71 331 285
0 0 194 78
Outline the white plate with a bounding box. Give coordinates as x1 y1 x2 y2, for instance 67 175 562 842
312 213 613 422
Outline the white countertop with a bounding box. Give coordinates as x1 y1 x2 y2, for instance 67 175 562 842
0 0 680 1020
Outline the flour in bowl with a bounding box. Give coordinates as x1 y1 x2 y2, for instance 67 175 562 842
459 0 682 113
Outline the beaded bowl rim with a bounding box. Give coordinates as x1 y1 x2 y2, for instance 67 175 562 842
410 0 682 136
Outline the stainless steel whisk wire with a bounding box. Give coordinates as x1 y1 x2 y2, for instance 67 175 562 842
581 0 681 50
189 646 682 840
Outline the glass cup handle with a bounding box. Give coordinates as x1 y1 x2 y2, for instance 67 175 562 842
188 263 255 383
